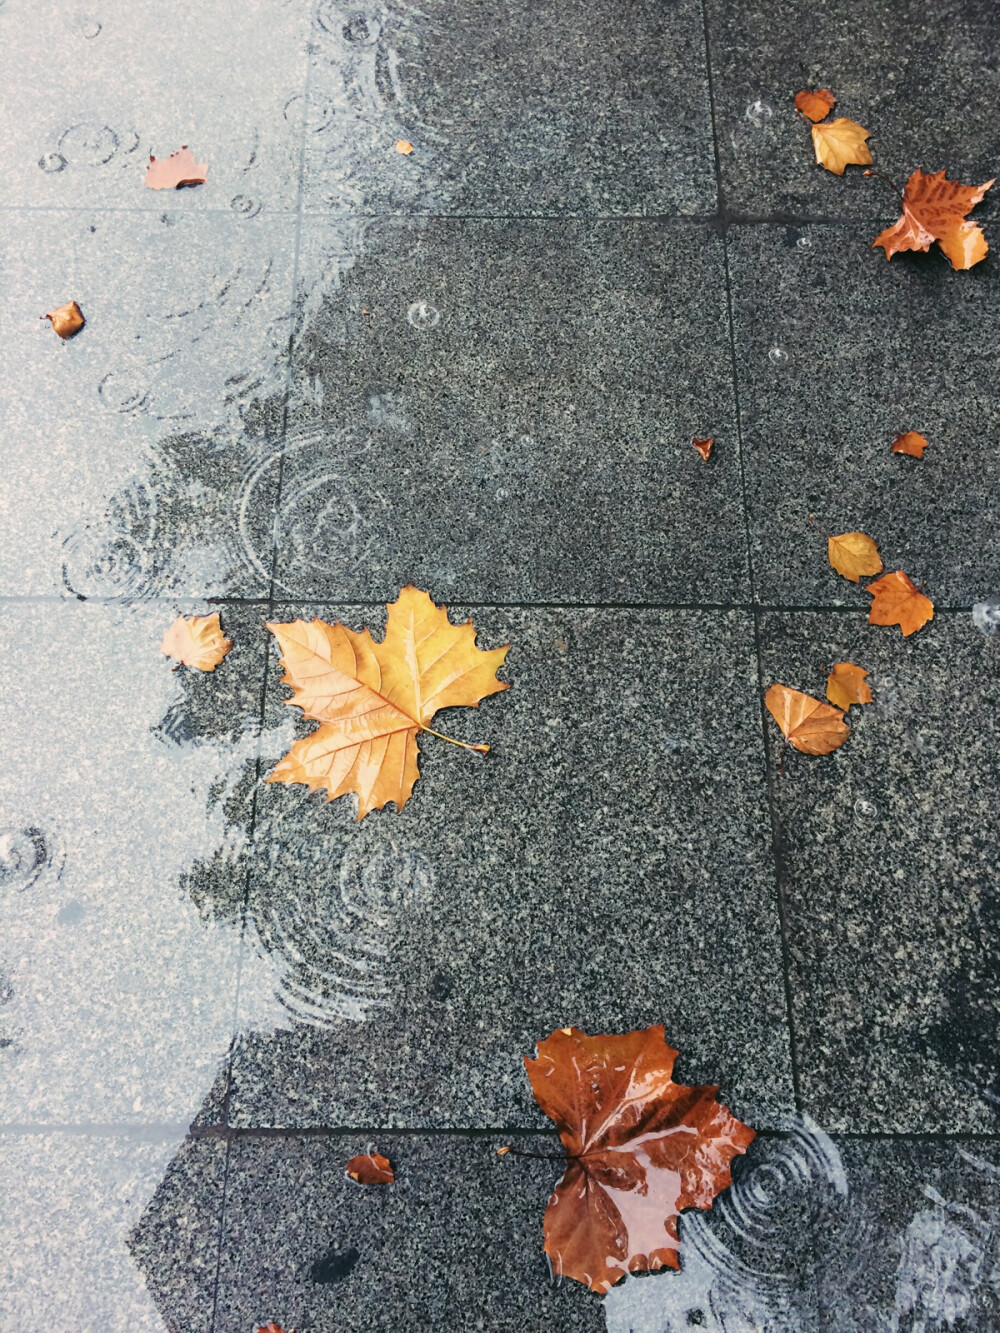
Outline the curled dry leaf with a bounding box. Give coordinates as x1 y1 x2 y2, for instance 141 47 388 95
496 1146 511 1157
873 169 994 270
524 1026 754 1294
346 1152 394 1185
692 437 714 462
795 88 836 123
826 662 873 712
891 431 929 459
765 684 850 755
828 531 883 583
395 139 414 154
866 570 934 637
811 118 872 175
160 613 232 671
43 300 85 339
266 586 509 819
145 145 208 189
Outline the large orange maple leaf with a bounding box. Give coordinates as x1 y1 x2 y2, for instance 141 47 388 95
524 1026 755 1294
873 168 995 269
266 587 509 819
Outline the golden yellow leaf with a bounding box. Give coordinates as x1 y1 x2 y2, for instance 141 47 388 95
810 118 872 175
43 300 85 339
395 139 414 155
765 684 849 755
825 662 873 712
866 570 933 637
828 531 883 583
873 169 994 270
891 431 929 459
795 88 836 123
160 613 232 671
266 586 509 819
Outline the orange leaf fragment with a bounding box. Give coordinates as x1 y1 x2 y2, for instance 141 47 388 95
891 431 929 459
524 1025 754 1294
866 570 934 637
765 684 850 755
145 145 208 190
496 1145 511 1157
692 437 714 462
795 88 836 123
266 587 509 819
826 662 873 712
257 1326 293 1333
160 613 232 671
395 139 414 155
810 118 872 175
43 300 85 339
873 169 994 270
828 531 883 583
346 1152 394 1185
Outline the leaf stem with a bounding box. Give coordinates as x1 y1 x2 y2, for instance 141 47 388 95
863 168 904 202
497 1147 575 1162
421 725 490 755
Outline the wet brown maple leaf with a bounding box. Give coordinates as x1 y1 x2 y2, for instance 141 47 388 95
765 684 850 755
811 118 872 175
43 300 85 339
795 88 836 123
160 613 232 671
828 531 883 583
891 431 929 459
523 1026 754 1294
866 570 934 636
144 145 208 189
826 662 873 712
873 169 995 269
692 437 714 462
346 1152 394 1185
267 587 509 819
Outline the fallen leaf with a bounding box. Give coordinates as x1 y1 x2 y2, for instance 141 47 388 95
395 139 414 155
266 587 509 819
765 684 850 755
795 88 836 122
346 1152 394 1185
811 118 872 175
496 1146 511 1157
160 613 232 671
524 1026 754 1293
828 531 883 583
891 431 930 459
866 570 934 636
257 1326 293 1333
692 437 714 462
873 169 995 269
43 300 85 339
145 145 208 190
826 662 873 712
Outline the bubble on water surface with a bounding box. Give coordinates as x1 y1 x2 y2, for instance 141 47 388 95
972 596 1000 636
407 300 440 330
767 346 789 366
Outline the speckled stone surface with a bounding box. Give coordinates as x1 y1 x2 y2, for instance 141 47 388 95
225 605 793 1129
758 611 1000 1132
301 0 715 218
704 0 1000 220
270 217 748 603
728 223 1000 608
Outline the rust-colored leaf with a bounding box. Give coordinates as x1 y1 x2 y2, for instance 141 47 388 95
765 684 850 755
395 139 414 155
795 88 836 123
826 662 873 712
828 531 883 583
524 1026 754 1294
873 169 995 269
160 613 232 671
692 437 714 462
266 587 509 819
257 1326 293 1333
810 118 872 175
144 145 208 190
43 300 85 339
346 1152 394 1185
891 431 929 459
866 570 934 637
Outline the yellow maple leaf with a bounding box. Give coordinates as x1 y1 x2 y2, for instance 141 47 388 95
811 117 872 175
826 662 873 712
266 586 509 819
160 613 232 671
828 531 883 583
765 684 849 755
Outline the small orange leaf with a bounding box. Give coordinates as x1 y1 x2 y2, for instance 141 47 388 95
765 684 850 755
828 531 883 583
891 431 929 459
257 1325 293 1333
43 300 85 339
692 437 714 462
826 663 873 712
145 146 208 190
346 1152 394 1185
395 139 414 155
810 118 872 175
873 169 994 269
795 88 836 122
160 613 232 671
866 571 934 637
496 1145 511 1157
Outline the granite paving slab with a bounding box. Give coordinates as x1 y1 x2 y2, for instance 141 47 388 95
758 610 1000 1133
728 222 1000 608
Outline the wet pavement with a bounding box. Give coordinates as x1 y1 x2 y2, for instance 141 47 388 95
1 1 998 1330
